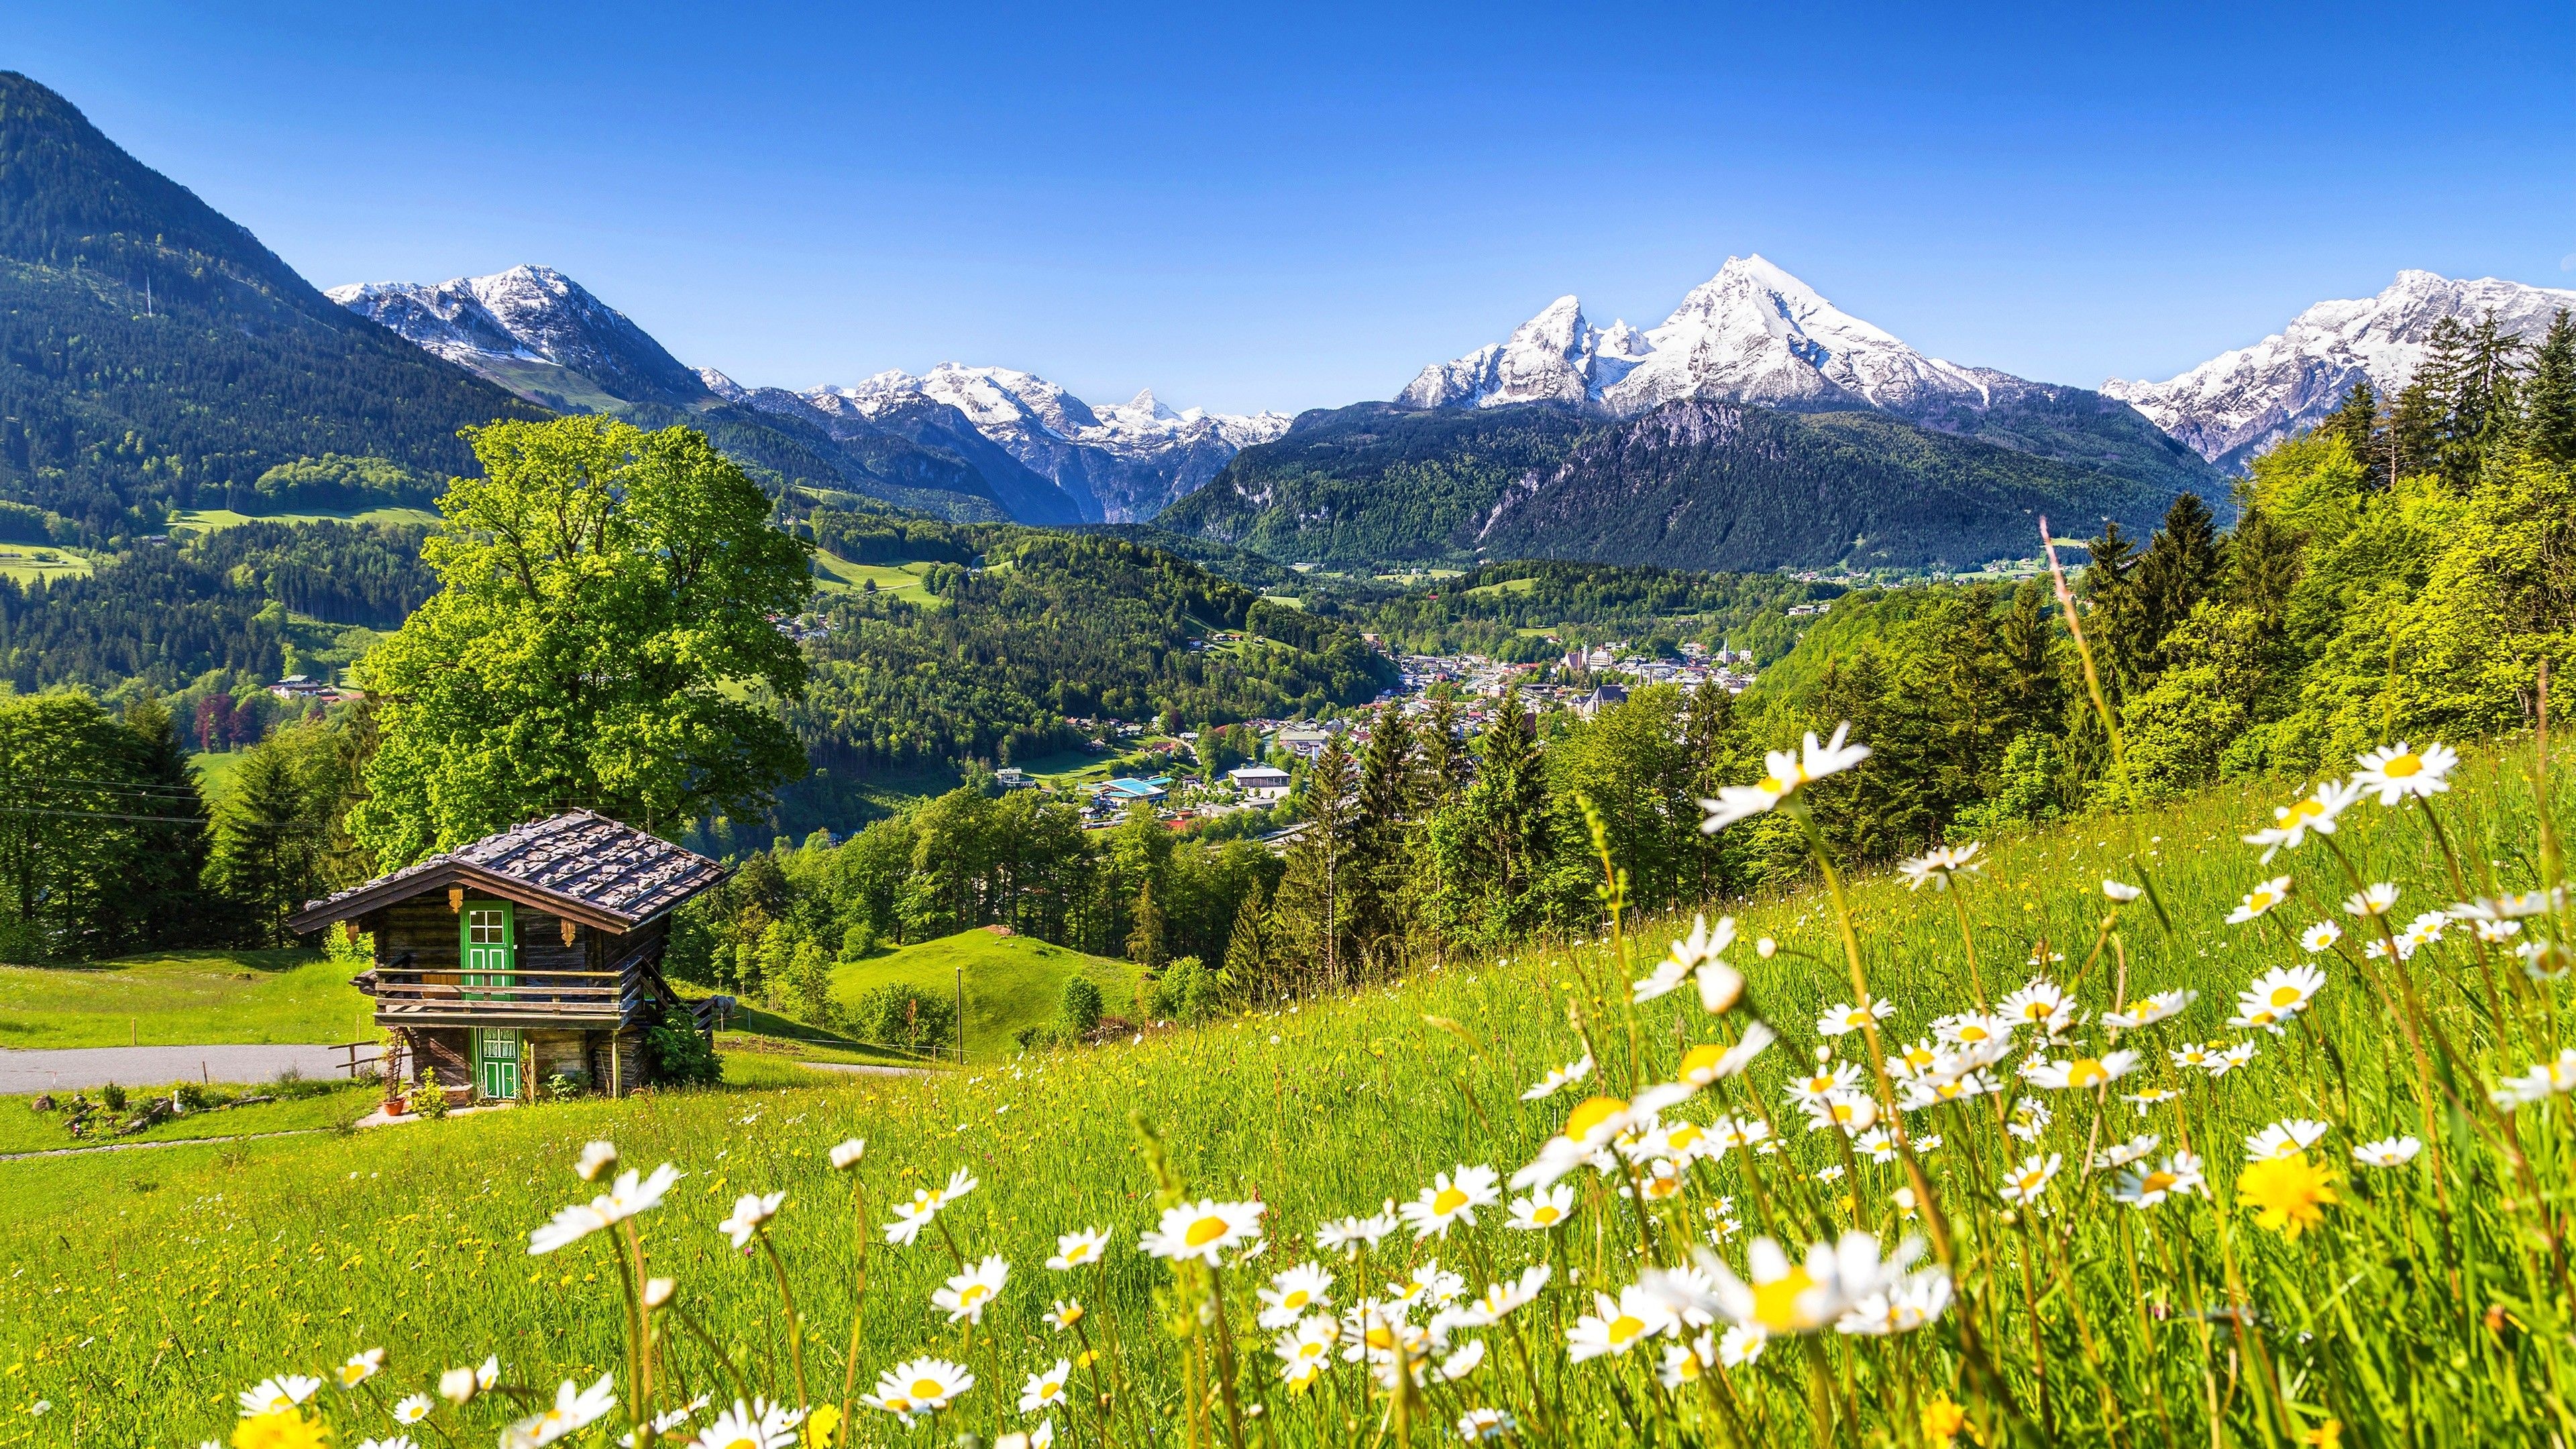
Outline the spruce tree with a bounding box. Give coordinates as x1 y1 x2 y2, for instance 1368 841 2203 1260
1994 580 2063 744
2316 379 2379 467
1419 694 1471 805
1124 877 1166 970
2225 504 2305 627
2133 492 2224 672
2527 309 2576 466
1347 708 1416 969
1220 889 1267 1002
114 690 212 950
2079 521 2147 692
203 741 312 946
1289 733 1358 987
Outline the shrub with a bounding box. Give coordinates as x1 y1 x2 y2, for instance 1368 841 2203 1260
411 1067 448 1120
100 1082 127 1113
1058 975 1105 1038
1148 955 1228 1024
645 1023 721 1088
849 983 955 1057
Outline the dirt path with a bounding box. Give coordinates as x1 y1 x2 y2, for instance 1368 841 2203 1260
0 1044 358 1093
0 1128 329 1163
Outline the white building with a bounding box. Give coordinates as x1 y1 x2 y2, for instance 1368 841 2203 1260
1228 765 1293 803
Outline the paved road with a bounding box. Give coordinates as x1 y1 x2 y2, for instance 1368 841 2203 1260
0 1044 361 1094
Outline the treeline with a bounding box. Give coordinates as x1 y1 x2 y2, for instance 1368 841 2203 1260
0 519 432 692
0 690 372 961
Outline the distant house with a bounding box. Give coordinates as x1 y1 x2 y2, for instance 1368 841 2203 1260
1228 765 1292 803
1274 722 1340 759
993 767 1036 790
284 811 725 1104
268 674 329 700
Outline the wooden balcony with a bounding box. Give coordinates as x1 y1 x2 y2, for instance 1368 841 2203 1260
366 943 665 1028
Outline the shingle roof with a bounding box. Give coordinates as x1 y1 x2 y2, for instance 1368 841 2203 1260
286 810 727 933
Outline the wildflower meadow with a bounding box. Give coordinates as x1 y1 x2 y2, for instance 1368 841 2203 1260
16 690 2576 1446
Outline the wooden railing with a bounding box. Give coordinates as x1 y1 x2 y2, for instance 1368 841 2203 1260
371 938 668 1020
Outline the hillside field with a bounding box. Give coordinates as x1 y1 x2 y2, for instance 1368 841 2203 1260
9 753 2563 1444
831 928 1142 1059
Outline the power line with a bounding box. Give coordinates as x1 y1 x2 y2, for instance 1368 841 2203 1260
0 806 207 825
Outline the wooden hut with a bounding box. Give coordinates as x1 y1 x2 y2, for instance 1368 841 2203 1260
284 811 726 1102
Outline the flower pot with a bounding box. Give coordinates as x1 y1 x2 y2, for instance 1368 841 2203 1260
382 1096 410 1116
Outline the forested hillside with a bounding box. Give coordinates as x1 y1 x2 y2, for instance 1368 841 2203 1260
1158 394 2210 574
0 519 431 692
784 526 1389 777
0 72 544 540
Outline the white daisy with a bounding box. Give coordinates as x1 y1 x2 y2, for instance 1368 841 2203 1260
2351 741 2458 805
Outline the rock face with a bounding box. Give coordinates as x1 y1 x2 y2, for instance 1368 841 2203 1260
802 367 1289 523
2102 270 2576 471
327 265 711 408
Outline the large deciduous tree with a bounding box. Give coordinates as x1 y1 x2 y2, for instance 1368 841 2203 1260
351 417 813 864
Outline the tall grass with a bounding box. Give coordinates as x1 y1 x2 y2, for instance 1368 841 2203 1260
8 744 2575 1447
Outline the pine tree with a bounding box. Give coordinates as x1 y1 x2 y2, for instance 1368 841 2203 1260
1125 877 1167 970
1419 694 1471 805
2316 379 2380 468
1293 733 1358 988
1346 708 1416 972
2225 503 2304 627
1220 889 1267 1002
2388 375 2444 483
2080 521 2147 692
1993 580 2063 745
2527 309 2576 466
2459 309 2531 470
113 690 211 950
203 741 312 946
2133 492 2224 672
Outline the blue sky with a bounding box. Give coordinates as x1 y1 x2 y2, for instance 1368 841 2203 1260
8 2 2573 414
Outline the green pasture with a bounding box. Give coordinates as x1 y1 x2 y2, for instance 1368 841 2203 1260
832 928 1140 1059
0 950 374 1049
0 545 93 584
2 755 2570 1444
810 553 935 598
165 505 439 533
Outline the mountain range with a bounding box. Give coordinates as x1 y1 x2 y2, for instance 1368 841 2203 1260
333 267 1287 525
2104 269 2576 470
9 64 2573 574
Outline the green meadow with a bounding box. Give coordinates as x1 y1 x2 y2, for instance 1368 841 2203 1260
0 950 373 1049
830 928 1141 1059
9 752 2571 1445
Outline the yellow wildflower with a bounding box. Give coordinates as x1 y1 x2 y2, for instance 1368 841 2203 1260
2239 1152 2338 1240
233 1409 330 1449
1921 1393 1978 1446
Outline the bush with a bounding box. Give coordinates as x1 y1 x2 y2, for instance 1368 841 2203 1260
1058 975 1105 1038
412 1067 449 1120
1149 955 1229 1024
850 983 956 1057
645 1022 722 1088
101 1082 128 1112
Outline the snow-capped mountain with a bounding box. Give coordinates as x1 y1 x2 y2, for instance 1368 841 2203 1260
337 266 1289 525
805 364 1289 523
2104 270 2576 470
327 264 709 408
1395 255 2223 505
1399 255 2005 418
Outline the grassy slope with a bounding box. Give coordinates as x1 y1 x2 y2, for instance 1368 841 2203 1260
0 949 374 1049
832 929 1142 1060
0 759 2551 1444
165 506 441 533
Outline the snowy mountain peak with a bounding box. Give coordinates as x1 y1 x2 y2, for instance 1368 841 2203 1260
696 366 749 402
1399 256 1990 419
2104 268 2576 468
329 264 706 407
803 365 1291 522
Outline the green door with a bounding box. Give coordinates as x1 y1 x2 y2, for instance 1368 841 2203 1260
461 901 515 1000
475 1028 521 1100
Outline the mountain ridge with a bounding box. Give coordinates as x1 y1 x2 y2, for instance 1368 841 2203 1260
2104 268 2576 470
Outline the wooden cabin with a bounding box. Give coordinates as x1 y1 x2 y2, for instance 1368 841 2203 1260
284 811 727 1103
